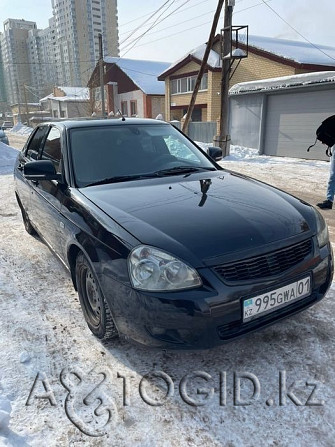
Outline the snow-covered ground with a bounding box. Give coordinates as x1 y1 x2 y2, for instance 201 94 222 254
7 123 33 137
0 137 334 446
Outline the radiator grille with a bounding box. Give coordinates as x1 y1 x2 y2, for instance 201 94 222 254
213 239 313 283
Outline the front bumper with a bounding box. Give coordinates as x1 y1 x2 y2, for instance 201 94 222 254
102 240 333 350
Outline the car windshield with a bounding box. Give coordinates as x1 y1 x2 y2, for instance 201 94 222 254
70 123 216 187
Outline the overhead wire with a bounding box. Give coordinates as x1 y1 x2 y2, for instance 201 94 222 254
118 0 272 43
120 0 185 55
260 0 335 63
119 0 210 35
121 0 273 51
119 0 175 47
119 0 271 54
120 0 192 56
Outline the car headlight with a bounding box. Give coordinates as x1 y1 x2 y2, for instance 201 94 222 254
313 208 329 248
128 245 202 291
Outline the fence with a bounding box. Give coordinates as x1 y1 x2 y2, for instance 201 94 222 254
170 120 217 144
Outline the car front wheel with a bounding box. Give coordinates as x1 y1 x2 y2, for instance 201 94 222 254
75 252 119 341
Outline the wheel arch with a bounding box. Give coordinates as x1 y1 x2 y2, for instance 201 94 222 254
67 241 104 291
67 244 82 290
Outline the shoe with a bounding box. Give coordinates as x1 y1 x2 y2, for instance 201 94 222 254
316 200 333 209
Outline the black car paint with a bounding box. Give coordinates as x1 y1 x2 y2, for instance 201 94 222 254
14 119 333 349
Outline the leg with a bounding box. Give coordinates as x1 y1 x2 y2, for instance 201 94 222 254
326 148 335 202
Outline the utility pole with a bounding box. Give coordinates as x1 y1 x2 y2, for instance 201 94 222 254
23 83 29 124
182 0 224 134
15 80 22 123
98 33 106 118
213 0 234 157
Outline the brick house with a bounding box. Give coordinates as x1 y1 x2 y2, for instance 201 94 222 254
158 35 335 123
88 58 170 119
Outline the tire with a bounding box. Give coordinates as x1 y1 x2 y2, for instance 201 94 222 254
75 252 119 341
20 206 36 235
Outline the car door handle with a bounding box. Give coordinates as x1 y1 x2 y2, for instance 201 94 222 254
31 180 39 185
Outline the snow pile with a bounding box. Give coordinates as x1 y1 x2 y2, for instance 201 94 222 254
197 141 259 159
0 394 12 433
8 123 33 135
0 142 18 175
190 43 221 68
230 71 335 95
248 35 335 66
224 145 259 160
160 43 221 77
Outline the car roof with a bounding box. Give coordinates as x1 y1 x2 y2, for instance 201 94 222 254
39 118 170 130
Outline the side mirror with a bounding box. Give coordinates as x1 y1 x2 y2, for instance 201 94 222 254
207 146 223 161
24 160 62 181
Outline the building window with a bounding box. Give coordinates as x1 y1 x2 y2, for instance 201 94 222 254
171 73 208 94
121 101 128 116
130 100 137 116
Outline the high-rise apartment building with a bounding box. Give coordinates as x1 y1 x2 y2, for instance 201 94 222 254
26 18 59 98
51 0 119 86
1 19 37 105
0 35 7 108
0 0 119 107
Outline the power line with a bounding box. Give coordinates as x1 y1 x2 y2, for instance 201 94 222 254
120 0 183 54
120 0 174 47
120 0 192 56
119 0 210 35
122 0 272 51
118 0 272 43
121 8 216 40
260 0 335 63
119 0 271 54
119 0 252 34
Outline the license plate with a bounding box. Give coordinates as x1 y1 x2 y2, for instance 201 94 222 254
243 276 311 322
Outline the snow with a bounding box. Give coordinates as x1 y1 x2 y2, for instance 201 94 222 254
103 57 171 95
248 35 335 67
0 142 19 175
40 87 89 103
8 123 33 136
230 70 335 95
1 135 335 446
190 43 221 68
159 44 221 77
57 87 89 99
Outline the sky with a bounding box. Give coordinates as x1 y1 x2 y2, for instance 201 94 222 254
0 0 334 63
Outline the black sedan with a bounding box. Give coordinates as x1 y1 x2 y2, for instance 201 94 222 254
14 118 333 349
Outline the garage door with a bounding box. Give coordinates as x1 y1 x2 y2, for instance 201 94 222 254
263 89 335 161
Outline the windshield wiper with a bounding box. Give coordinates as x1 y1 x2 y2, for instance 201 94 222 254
152 166 216 177
84 166 216 186
85 174 152 187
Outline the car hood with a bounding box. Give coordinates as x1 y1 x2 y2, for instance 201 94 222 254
80 171 315 267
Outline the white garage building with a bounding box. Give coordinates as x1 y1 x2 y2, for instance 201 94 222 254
229 71 335 161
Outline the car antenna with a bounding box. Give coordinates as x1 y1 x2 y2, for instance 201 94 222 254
118 109 126 121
